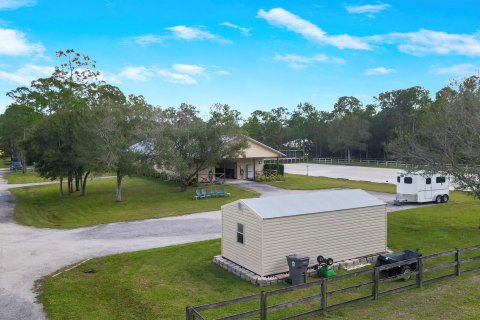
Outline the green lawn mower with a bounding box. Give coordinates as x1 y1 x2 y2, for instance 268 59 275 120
317 256 336 278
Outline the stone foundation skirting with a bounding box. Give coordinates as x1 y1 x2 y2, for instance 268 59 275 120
213 250 393 286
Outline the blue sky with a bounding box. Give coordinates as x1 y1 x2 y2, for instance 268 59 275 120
1 0 479 115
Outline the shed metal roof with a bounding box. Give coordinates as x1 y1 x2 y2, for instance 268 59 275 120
241 189 385 219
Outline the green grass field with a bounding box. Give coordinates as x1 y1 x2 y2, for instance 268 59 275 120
39 176 480 319
0 158 10 169
11 177 258 228
7 170 53 184
267 173 396 194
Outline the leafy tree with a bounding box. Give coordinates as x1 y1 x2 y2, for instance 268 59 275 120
287 103 329 157
328 117 371 161
389 76 480 198
0 104 42 172
88 94 154 201
28 109 79 196
158 103 247 191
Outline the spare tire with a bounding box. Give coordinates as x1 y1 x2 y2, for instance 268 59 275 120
317 256 325 264
327 258 334 266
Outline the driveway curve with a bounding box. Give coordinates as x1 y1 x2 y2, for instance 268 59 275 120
1 169 425 320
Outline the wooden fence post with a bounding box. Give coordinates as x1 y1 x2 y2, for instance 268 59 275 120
321 278 328 316
417 257 423 288
186 306 192 320
260 291 267 320
455 248 461 276
373 267 379 300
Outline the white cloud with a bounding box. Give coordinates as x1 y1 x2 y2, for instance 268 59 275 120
0 64 53 85
157 70 197 84
119 64 209 85
257 8 371 50
0 27 44 55
119 66 154 81
365 67 396 75
345 3 390 14
172 64 205 76
215 70 230 76
274 53 345 69
0 0 36 10
97 70 121 84
257 8 480 57
127 34 164 46
430 63 479 76
166 25 231 44
220 22 252 35
374 29 480 56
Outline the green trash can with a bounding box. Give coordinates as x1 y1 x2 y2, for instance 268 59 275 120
286 254 310 285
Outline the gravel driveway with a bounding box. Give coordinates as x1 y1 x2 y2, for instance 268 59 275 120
0 169 429 320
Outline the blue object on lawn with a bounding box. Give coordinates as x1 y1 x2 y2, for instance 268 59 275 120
210 186 218 197
218 186 231 197
195 188 205 200
201 188 210 198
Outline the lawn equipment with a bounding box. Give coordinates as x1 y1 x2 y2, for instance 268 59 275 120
317 256 336 278
375 249 422 281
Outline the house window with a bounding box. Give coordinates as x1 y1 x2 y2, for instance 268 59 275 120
436 176 446 184
404 177 413 184
426 178 431 185
237 223 244 244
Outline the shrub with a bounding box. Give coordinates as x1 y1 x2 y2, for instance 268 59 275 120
263 163 284 176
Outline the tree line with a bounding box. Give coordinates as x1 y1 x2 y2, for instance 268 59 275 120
0 50 246 200
242 87 432 161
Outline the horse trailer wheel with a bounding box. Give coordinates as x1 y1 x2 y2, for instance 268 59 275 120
442 194 449 203
435 195 442 203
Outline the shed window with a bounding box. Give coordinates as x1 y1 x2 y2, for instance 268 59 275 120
237 223 244 244
404 177 413 184
397 176 400 183
426 178 431 185
436 176 446 184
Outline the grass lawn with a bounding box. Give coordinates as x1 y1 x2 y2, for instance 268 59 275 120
11 177 258 228
7 170 54 184
267 173 396 194
0 158 10 168
40 181 480 319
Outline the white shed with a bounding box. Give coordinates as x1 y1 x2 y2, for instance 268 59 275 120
221 189 387 277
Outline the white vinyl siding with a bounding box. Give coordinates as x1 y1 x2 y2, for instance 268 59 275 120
261 205 386 276
221 201 263 275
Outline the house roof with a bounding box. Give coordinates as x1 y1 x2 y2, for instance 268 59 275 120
240 189 386 219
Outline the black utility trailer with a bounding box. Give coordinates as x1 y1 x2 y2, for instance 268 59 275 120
375 250 422 280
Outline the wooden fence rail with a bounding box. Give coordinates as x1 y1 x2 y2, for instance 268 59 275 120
186 244 480 320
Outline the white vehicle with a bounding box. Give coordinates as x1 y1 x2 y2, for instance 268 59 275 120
395 172 449 204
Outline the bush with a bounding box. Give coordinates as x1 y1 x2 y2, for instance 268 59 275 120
263 163 284 176
256 173 284 182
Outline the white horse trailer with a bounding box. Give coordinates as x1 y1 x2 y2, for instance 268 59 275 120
395 173 449 204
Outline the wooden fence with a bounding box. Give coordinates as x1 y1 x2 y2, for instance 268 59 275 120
186 244 480 320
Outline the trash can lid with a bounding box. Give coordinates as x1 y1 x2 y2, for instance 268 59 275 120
286 254 310 261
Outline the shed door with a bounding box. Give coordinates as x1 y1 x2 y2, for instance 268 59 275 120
246 164 254 180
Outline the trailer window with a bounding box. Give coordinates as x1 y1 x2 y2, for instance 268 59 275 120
397 176 400 183
404 177 413 184
426 178 431 184
237 223 244 244
436 176 446 184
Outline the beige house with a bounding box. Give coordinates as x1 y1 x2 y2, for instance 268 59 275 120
221 189 387 276
199 137 285 182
